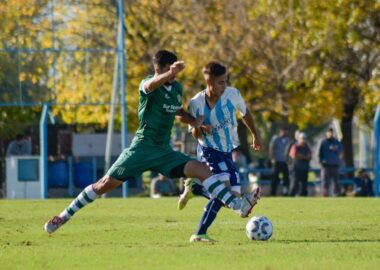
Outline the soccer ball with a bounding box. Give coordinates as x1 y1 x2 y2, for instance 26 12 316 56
246 216 273 241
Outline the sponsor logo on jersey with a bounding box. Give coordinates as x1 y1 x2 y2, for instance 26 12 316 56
163 104 181 113
211 118 233 132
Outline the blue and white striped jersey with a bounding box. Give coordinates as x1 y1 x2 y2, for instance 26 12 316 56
188 86 247 153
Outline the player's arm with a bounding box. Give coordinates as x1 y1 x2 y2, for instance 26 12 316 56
176 110 211 139
242 108 262 151
191 125 203 139
144 61 185 93
175 108 203 127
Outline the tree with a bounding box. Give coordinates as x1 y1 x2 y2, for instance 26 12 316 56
0 1 51 138
304 0 380 168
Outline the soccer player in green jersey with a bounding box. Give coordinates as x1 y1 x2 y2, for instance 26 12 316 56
44 50 261 235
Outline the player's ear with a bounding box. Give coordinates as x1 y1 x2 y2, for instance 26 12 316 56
154 64 161 74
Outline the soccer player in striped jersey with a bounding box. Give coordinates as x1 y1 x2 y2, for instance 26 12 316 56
178 61 262 242
44 50 261 235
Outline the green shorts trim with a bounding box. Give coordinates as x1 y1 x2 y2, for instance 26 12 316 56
106 141 193 181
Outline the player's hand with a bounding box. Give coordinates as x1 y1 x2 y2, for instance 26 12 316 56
170 61 185 75
251 140 262 151
192 115 204 128
201 124 212 134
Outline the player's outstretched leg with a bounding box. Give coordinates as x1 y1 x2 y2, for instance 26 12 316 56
184 161 261 217
44 184 99 234
201 175 261 217
44 176 122 234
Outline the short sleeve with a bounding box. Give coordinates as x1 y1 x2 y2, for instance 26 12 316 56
188 94 204 118
232 88 247 116
188 99 198 118
139 76 153 95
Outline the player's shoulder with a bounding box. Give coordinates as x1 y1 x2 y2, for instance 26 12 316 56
226 86 240 92
139 75 154 95
140 75 153 85
172 80 183 90
223 87 244 104
189 90 206 104
223 86 242 99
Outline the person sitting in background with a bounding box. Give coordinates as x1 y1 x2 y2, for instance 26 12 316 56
150 174 177 198
6 134 32 156
349 169 374 197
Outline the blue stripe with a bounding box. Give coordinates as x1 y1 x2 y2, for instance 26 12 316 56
225 99 236 151
215 101 229 152
204 105 215 148
226 99 236 126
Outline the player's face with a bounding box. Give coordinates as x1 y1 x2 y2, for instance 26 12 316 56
209 74 228 97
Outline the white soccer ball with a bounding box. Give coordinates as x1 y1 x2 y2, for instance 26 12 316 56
246 216 273 241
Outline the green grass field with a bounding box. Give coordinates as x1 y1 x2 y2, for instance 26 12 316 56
1 197 380 270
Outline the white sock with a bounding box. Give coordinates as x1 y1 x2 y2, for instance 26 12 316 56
59 185 99 219
202 175 239 208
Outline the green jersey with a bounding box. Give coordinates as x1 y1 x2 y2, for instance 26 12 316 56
134 75 183 145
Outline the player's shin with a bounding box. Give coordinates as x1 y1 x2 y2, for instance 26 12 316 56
59 185 99 220
195 198 224 235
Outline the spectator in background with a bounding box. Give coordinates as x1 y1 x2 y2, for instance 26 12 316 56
318 128 343 196
232 147 249 195
289 132 312 196
349 168 374 197
287 130 301 190
269 127 291 196
150 174 177 198
6 134 32 156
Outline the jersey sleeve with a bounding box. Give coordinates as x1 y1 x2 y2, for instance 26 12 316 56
188 99 198 118
188 94 205 118
232 88 247 116
139 76 153 95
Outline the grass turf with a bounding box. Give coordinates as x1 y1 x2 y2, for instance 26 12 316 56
1 197 380 270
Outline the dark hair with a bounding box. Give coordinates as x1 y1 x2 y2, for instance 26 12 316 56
15 134 23 141
202 61 227 79
327 128 334 132
153 50 177 69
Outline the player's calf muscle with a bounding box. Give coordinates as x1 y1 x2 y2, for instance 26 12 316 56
93 176 123 194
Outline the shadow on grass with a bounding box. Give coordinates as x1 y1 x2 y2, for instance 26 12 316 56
274 239 380 243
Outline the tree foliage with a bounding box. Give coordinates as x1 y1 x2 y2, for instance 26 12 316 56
0 0 379 142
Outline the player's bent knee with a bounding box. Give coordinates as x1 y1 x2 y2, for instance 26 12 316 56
93 175 122 194
184 160 212 180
